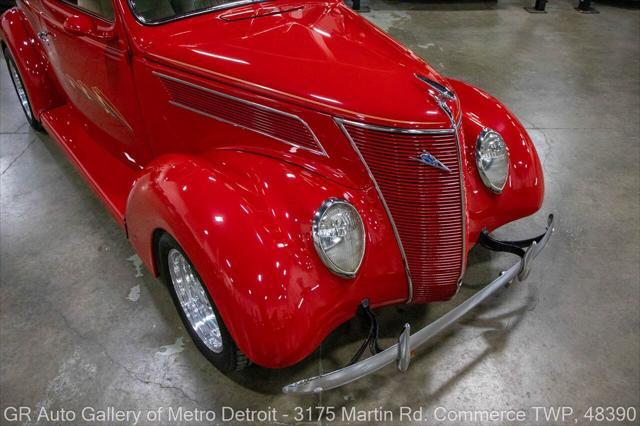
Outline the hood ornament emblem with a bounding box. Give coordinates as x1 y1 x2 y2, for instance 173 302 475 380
415 73 456 124
415 74 456 101
414 152 451 173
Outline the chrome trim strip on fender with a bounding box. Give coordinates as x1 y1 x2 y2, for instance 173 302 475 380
338 118 456 135
419 84 468 294
283 215 555 394
438 101 468 294
454 122 467 291
153 71 328 157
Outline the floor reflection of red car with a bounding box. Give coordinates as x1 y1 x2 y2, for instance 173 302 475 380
1 0 553 393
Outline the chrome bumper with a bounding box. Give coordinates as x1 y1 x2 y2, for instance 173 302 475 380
283 215 555 394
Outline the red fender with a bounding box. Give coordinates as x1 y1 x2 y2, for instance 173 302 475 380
0 7 65 119
448 79 545 245
125 150 408 367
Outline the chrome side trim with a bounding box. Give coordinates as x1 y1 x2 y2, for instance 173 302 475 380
127 0 270 26
154 72 327 157
444 106 467 293
453 123 467 291
338 118 455 135
282 214 555 394
422 85 467 295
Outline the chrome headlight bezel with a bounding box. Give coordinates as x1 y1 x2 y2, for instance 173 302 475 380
312 198 366 279
476 128 510 194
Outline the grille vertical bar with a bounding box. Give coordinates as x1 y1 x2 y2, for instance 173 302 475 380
340 121 465 303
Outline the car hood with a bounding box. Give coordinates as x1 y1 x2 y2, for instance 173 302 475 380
132 0 457 127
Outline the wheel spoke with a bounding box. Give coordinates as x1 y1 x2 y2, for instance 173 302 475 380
168 249 223 353
7 59 33 121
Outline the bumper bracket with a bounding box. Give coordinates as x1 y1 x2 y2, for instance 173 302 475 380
347 299 383 366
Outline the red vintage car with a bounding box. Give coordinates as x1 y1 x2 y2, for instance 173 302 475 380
2 0 554 393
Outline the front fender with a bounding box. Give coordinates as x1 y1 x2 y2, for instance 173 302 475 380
448 79 545 246
126 150 408 367
1 8 65 118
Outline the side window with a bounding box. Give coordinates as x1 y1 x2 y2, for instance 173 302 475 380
63 0 115 21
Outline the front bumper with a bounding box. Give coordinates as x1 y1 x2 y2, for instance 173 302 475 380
283 214 555 394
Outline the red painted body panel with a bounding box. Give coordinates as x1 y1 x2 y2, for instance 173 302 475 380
126 151 407 367
121 0 453 128
1 0 544 367
132 59 372 190
0 6 65 119
38 0 152 167
449 79 545 244
40 104 137 223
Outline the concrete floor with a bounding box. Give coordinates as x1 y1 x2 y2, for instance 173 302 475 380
1 0 639 425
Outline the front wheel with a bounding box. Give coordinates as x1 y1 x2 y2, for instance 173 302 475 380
3 47 43 131
157 233 248 372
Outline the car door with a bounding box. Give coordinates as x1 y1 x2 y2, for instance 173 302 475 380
38 0 150 167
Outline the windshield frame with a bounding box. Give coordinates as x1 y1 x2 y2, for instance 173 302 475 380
127 0 270 25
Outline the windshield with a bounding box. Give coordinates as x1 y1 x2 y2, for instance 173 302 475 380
130 0 266 24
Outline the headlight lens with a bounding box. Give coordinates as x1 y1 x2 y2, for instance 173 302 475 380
312 199 365 278
476 129 509 193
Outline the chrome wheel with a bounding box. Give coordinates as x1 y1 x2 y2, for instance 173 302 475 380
168 249 223 353
7 57 33 122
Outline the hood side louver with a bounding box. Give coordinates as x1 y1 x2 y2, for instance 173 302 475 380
154 72 326 156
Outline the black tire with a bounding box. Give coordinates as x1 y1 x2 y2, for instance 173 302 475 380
157 233 248 372
0 1 16 14
3 46 44 132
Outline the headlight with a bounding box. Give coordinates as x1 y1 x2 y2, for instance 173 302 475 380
312 199 365 278
476 129 509 193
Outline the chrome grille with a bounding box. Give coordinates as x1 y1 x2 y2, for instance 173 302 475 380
340 120 465 303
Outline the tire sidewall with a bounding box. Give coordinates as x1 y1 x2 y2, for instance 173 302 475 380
157 233 239 372
3 48 42 131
